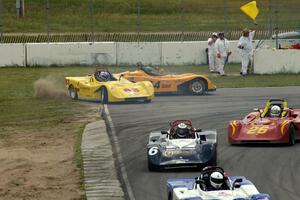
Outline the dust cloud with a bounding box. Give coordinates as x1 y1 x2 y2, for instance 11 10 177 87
33 75 67 99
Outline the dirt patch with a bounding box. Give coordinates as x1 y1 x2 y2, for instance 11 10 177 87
0 103 100 200
33 75 67 99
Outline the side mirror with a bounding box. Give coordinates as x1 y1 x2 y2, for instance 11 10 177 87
161 131 168 135
232 178 243 189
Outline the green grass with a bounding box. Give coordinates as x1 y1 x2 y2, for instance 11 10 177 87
2 0 300 33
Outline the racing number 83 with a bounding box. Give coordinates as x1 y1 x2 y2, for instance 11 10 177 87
247 126 269 135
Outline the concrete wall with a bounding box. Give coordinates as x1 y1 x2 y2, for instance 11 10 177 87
0 40 300 70
254 49 300 74
26 42 116 66
116 42 161 66
0 44 25 66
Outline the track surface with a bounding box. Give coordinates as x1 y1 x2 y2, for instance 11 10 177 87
108 87 300 200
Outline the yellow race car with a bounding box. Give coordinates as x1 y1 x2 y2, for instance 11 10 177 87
118 66 216 95
65 68 154 103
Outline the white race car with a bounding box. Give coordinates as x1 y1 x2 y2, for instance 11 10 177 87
167 166 270 200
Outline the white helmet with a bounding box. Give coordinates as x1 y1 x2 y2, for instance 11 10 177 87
270 105 281 117
210 171 224 189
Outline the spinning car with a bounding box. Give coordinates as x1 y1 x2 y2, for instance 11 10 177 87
118 65 216 95
65 68 154 103
167 166 270 200
147 120 217 171
228 99 300 145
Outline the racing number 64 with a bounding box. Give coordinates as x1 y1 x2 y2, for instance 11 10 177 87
247 126 269 135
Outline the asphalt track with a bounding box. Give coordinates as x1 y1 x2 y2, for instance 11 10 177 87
107 87 300 200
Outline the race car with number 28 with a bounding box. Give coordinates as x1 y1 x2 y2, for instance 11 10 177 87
167 166 270 200
147 120 217 171
118 65 216 95
65 68 154 103
228 99 300 145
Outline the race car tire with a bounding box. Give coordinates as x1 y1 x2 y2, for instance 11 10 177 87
148 162 161 172
168 191 173 200
189 79 206 95
288 124 296 146
68 86 78 100
100 87 108 104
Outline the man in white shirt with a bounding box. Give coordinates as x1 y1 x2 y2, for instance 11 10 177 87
238 28 255 76
207 32 218 73
215 32 231 76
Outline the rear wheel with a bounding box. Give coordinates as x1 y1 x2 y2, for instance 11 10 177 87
189 79 206 95
100 87 108 104
288 124 296 146
68 86 78 100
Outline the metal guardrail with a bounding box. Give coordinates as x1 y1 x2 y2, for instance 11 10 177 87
0 30 296 43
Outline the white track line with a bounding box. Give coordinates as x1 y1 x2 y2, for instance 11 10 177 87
103 104 136 200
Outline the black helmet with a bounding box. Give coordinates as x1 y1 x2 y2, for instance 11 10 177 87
176 123 189 138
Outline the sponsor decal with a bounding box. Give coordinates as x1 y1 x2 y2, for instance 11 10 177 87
280 120 289 135
123 88 140 94
230 121 237 136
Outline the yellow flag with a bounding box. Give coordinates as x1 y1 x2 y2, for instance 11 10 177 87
240 1 259 20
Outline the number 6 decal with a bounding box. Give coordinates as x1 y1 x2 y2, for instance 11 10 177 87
148 147 159 156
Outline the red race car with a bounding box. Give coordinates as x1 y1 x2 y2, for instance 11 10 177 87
228 99 300 145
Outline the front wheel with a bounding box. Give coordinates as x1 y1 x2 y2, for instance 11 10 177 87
168 191 173 200
189 79 206 95
100 87 108 104
68 86 78 100
148 162 161 172
288 124 296 146
144 99 152 103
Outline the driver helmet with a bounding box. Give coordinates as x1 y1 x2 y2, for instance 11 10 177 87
210 171 224 189
96 71 110 82
176 123 189 138
270 105 281 117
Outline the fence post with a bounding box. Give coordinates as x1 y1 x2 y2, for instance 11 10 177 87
89 0 95 42
223 0 228 34
268 0 273 38
45 0 50 42
16 0 25 17
0 0 3 43
136 0 141 42
180 0 184 41
274 0 279 49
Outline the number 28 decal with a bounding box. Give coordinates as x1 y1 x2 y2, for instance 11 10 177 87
247 126 269 135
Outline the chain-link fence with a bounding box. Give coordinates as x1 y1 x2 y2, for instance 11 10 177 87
0 0 299 42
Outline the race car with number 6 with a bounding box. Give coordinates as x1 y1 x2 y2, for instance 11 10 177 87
147 120 217 171
228 99 300 145
118 65 216 95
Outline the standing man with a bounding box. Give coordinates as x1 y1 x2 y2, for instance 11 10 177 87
215 32 231 76
238 28 255 76
207 32 218 73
